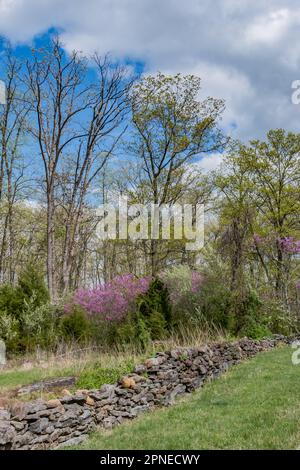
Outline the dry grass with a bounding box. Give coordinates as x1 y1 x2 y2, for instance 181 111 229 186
0 326 227 402
3 324 225 372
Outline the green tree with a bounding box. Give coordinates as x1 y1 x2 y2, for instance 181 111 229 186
137 278 171 339
18 263 49 308
217 130 300 323
129 73 226 274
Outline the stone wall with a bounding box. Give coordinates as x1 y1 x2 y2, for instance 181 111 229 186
0 335 295 450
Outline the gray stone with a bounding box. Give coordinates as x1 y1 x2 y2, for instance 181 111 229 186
11 420 25 431
134 364 147 374
89 384 116 400
164 384 186 405
130 404 151 416
145 356 166 368
102 417 117 429
31 434 50 445
29 417 49 434
80 409 91 420
10 400 47 421
55 435 88 448
17 377 76 396
110 410 132 418
0 421 16 446
12 431 34 447
0 409 10 420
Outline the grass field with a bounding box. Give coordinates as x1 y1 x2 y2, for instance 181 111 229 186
0 329 221 398
0 351 139 398
70 346 300 450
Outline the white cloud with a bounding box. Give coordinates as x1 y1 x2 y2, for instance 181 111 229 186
245 9 292 45
1 1 300 140
186 154 224 179
198 154 224 173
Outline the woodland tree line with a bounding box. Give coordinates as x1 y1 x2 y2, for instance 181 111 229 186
0 38 299 353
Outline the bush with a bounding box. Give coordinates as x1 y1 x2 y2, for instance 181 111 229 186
0 310 19 352
66 274 152 350
114 317 137 346
17 263 49 308
137 278 170 339
0 264 49 317
72 274 150 321
260 295 299 336
0 284 23 318
134 315 152 350
0 300 61 354
60 306 91 343
0 265 51 353
239 316 271 339
20 299 61 351
113 279 171 350
159 266 203 327
196 276 233 330
234 290 294 339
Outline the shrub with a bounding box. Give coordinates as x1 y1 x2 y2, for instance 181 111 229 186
135 315 152 350
0 284 23 319
196 276 232 330
239 316 272 339
0 300 61 354
113 279 171 350
60 305 92 343
0 265 51 353
0 310 19 352
137 278 170 339
19 298 60 350
114 316 137 346
235 290 294 339
0 264 49 321
260 295 299 336
159 266 203 327
68 275 152 349
72 274 150 321
17 263 49 308
160 265 203 306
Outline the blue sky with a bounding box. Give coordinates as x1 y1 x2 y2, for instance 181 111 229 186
1 0 300 147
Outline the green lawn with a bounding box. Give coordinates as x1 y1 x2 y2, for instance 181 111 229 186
0 366 76 392
72 346 300 450
0 354 138 397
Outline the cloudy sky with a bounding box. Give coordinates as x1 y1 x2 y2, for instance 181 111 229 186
0 0 300 142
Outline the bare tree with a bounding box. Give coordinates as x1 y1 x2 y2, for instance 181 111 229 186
0 51 29 282
57 54 131 293
25 39 132 298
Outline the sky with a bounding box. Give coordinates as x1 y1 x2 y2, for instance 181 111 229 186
1 0 300 153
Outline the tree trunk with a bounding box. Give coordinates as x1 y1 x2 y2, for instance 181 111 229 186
47 190 55 300
275 240 284 298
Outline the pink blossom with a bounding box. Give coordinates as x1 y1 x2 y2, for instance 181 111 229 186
160 268 203 306
253 234 263 245
278 237 300 254
71 274 150 322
